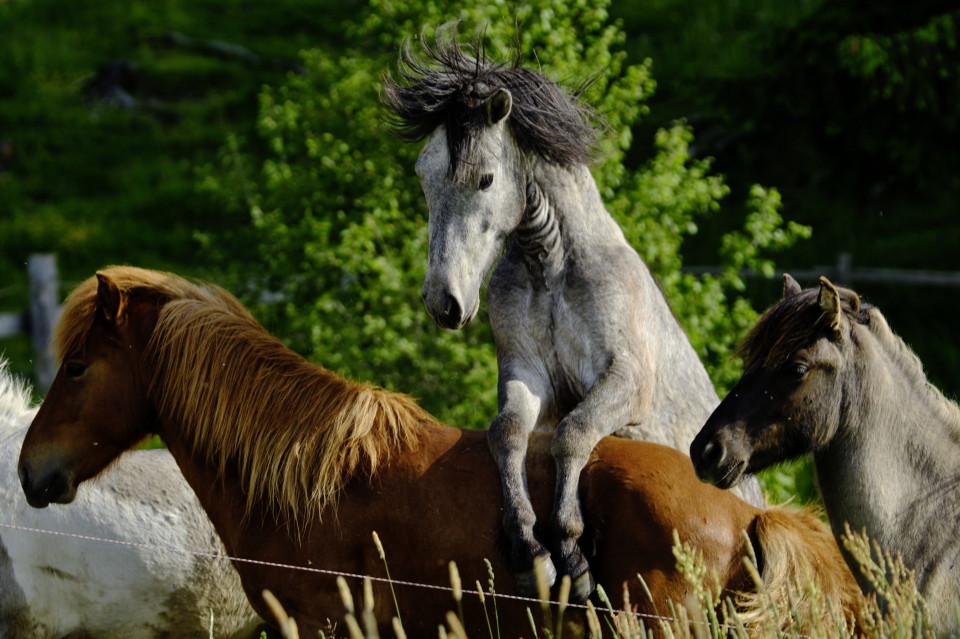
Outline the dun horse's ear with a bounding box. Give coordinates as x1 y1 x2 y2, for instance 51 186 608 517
96 272 126 324
487 88 512 126
818 276 842 333
782 273 802 299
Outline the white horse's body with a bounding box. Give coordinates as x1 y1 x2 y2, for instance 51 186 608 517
0 362 263 639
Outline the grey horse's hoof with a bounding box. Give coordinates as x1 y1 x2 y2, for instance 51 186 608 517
515 555 558 598
569 569 596 604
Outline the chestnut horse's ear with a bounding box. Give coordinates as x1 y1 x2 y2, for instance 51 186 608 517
782 273 802 299
96 272 126 324
487 88 512 126
818 276 842 333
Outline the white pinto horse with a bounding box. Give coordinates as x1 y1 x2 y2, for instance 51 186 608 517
0 359 264 639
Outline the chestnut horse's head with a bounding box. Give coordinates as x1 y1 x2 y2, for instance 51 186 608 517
690 274 866 489
18 271 162 508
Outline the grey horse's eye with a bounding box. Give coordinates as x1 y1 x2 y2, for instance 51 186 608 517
478 173 494 190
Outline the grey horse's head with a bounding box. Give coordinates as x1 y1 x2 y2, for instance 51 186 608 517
384 24 597 329
414 91 525 328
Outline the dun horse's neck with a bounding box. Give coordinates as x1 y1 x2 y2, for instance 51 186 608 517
815 320 960 575
517 163 622 284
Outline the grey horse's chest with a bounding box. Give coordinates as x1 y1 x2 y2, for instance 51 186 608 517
493 269 607 424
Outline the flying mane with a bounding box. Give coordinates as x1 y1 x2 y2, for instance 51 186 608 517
55 266 430 524
382 22 598 178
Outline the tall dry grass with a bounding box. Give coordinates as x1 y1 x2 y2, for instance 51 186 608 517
261 527 938 639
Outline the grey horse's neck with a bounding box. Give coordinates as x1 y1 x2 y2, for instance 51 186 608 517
814 312 960 622
516 181 564 282
515 163 622 284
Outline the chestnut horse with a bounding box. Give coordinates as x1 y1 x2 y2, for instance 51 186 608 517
691 275 960 635
19 267 857 636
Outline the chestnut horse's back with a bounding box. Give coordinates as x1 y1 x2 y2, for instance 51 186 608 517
580 438 860 632
583 438 758 605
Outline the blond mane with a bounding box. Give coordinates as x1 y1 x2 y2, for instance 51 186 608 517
56 266 431 524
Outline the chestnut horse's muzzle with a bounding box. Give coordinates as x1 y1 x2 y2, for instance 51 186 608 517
18 457 77 508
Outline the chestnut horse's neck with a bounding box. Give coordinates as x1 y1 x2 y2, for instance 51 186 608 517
814 309 960 603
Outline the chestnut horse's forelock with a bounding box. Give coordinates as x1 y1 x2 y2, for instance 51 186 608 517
55 267 428 526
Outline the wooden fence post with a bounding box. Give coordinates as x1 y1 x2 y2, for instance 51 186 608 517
28 254 60 393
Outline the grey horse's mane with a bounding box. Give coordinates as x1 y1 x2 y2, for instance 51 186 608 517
383 23 598 177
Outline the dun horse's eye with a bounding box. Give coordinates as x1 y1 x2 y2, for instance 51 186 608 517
478 173 494 190
788 362 809 378
64 362 88 379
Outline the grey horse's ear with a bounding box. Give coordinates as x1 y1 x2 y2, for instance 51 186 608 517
782 273 802 299
487 88 512 125
818 276 842 333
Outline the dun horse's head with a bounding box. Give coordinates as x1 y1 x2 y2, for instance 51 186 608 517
690 275 864 489
19 272 158 508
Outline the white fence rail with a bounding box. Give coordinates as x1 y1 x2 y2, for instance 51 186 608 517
2 252 958 395
685 252 960 288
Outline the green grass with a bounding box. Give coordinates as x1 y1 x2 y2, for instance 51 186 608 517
0 0 362 313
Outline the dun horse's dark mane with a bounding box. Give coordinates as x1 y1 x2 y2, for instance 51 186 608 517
56 267 431 525
383 23 598 176
739 288 868 374
741 286 960 423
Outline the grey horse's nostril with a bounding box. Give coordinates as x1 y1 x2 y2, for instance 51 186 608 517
441 293 463 327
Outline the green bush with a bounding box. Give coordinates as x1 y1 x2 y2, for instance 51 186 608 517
201 0 810 436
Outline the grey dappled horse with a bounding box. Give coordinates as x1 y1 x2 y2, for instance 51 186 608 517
691 275 960 635
0 360 264 639
385 27 764 601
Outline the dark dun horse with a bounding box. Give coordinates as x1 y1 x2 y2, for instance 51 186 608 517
19 267 857 636
384 26 764 601
691 275 960 635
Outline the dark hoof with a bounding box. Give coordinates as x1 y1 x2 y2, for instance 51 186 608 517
515 554 557 598
568 569 596 604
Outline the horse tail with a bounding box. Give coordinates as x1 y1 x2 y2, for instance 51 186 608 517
737 506 862 634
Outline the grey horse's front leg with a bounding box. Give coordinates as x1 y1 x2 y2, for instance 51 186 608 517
487 378 557 596
549 358 647 603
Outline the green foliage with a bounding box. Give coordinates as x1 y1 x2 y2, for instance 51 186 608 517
202 0 809 432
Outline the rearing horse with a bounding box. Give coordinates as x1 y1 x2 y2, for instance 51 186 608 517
19 267 857 636
384 27 764 599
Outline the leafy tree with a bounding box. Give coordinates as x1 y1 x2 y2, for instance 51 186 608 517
201 0 809 433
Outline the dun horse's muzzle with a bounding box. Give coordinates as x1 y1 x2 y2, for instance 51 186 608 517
690 430 749 490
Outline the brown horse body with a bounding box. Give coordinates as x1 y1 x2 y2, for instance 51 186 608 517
18 267 858 636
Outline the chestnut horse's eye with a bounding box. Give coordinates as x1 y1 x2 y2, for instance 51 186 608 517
64 362 88 379
478 173 494 191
